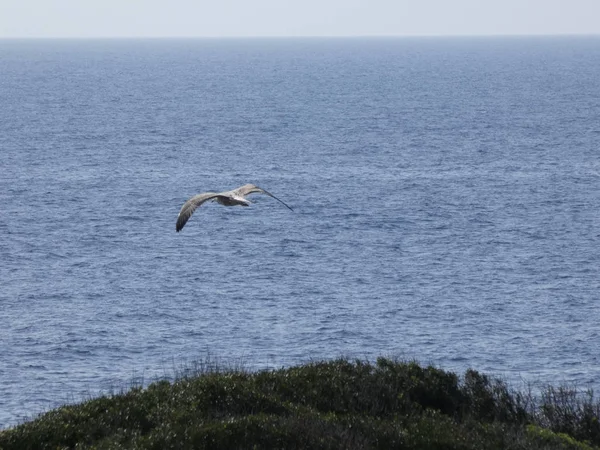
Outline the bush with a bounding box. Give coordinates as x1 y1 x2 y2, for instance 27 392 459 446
0 358 598 449
537 387 600 446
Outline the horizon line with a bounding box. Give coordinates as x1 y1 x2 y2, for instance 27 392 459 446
1 32 599 40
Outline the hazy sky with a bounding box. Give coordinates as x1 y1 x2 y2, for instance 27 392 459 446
1 0 599 38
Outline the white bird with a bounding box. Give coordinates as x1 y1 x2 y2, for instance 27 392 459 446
176 183 293 232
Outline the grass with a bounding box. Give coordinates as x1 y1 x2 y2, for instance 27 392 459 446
1 358 599 449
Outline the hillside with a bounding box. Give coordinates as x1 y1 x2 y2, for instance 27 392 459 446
1 358 599 449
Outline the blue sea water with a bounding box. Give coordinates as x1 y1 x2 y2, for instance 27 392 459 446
1 37 599 428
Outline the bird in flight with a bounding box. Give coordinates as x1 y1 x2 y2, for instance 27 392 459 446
176 183 293 232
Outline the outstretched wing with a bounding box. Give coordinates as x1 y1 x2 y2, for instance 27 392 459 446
176 192 223 232
231 184 293 211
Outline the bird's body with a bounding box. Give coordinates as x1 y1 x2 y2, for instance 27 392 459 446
176 183 292 232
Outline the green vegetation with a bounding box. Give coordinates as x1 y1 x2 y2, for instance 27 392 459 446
1 358 599 449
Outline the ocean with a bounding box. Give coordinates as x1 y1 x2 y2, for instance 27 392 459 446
1 36 599 428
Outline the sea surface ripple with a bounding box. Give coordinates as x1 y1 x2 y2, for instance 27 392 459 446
1 37 599 428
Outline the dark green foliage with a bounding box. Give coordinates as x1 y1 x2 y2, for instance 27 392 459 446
461 369 529 424
537 386 600 446
0 358 598 449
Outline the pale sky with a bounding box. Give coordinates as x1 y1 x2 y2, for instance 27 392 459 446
1 0 599 38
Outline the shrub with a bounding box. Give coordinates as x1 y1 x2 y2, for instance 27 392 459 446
1 358 598 449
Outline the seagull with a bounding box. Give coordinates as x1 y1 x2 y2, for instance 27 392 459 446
176 183 293 232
